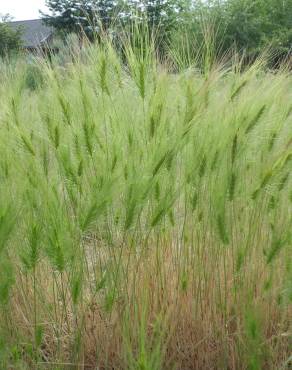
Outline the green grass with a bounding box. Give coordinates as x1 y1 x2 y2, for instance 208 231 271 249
0 36 291 369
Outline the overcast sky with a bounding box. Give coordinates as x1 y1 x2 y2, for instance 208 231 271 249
0 0 48 20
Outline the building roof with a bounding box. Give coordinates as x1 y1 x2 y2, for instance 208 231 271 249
8 19 54 49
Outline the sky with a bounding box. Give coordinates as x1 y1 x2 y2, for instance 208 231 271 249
0 0 48 20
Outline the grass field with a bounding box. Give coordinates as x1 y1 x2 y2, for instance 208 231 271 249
0 37 291 369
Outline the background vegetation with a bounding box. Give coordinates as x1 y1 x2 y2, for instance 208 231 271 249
43 0 292 64
1 0 291 65
0 14 22 57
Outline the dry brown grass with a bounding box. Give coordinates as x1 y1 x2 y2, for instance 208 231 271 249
6 237 290 370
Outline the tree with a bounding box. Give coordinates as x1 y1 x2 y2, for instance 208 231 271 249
43 0 191 43
187 0 292 63
220 0 292 57
123 0 191 37
0 16 22 57
43 0 120 39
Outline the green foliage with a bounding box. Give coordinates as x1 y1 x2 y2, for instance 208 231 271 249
124 0 191 41
24 64 44 91
0 21 22 57
43 0 191 44
43 0 291 63
43 0 121 39
181 0 292 64
0 259 14 306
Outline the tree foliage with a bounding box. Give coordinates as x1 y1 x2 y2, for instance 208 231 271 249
0 18 22 57
43 0 292 63
43 0 190 40
125 0 190 32
43 0 119 39
188 0 292 61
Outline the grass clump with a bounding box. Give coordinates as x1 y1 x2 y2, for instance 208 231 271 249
0 34 291 370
